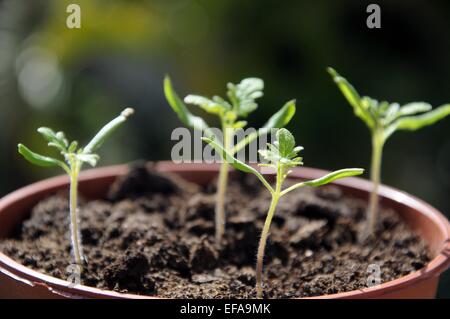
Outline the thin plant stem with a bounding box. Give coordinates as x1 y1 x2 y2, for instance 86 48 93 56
215 159 229 241
69 159 84 271
215 126 233 241
366 131 383 237
256 164 283 298
203 127 364 298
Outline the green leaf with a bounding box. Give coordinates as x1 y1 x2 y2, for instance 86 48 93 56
393 104 450 131
212 96 232 110
37 127 58 142
382 103 400 124
18 144 65 168
383 102 432 126
202 136 274 194
398 102 432 117
258 129 303 169
275 128 295 158
83 108 134 154
258 148 281 164
227 78 264 117
37 127 68 152
328 67 375 129
232 121 248 129
302 168 364 187
164 76 211 133
203 137 258 174
280 168 364 196
184 94 228 115
231 100 296 154
76 153 100 167
68 141 78 153
262 99 296 131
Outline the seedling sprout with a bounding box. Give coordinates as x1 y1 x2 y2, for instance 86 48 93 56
18 108 134 272
164 77 296 241
328 67 450 238
203 128 364 298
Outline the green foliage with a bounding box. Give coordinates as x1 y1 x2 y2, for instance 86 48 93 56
258 129 303 169
262 99 297 131
226 78 264 117
18 108 134 171
17 108 134 269
203 127 363 298
164 75 296 149
329 67 450 237
184 77 263 122
204 128 363 196
166 76 297 241
18 144 66 169
202 136 274 193
181 78 264 121
231 99 296 154
302 169 366 187
164 77 210 135
328 67 450 142
390 104 450 133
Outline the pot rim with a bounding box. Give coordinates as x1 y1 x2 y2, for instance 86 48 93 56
0 161 449 299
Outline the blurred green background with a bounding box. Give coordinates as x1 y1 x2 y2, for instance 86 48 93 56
0 0 449 296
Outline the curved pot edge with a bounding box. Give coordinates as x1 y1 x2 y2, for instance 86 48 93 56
0 161 449 299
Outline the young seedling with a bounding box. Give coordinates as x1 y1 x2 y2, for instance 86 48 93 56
164 76 296 241
18 108 134 272
328 67 450 238
203 128 363 298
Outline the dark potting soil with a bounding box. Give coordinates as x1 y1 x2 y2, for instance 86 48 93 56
0 162 429 298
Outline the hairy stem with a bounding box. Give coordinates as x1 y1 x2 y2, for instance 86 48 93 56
215 126 233 241
256 164 282 298
366 131 383 237
69 161 84 271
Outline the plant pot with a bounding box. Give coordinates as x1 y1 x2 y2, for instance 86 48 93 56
0 161 449 299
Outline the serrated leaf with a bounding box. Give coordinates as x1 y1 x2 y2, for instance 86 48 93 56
18 144 64 168
37 127 67 152
184 94 228 115
164 76 211 134
328 67 375 129
258 129 303 168
288 146 304 159
227 78 264 117
238 102 258 117
213 96 232 110
76 153 100 167
276 128 295 158
231 100 296 154
258 149 281 163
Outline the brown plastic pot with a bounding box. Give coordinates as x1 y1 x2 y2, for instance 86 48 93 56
0 162 449 299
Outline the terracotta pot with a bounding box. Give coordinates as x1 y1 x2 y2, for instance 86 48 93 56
0 162 449 299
